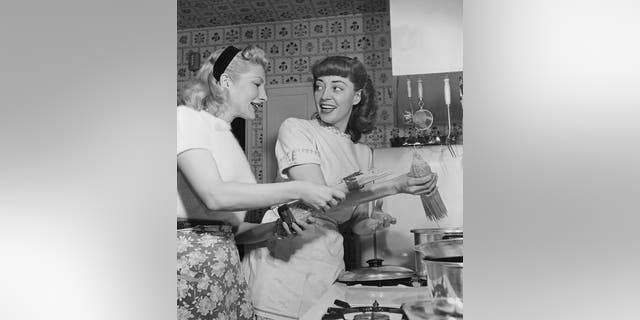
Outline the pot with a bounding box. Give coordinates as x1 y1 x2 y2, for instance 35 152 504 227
415 238 463 258
410 228 463 278
424 256 463 299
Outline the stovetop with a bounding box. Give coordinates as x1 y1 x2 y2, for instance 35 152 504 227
300 283 430 320
322 300 406 320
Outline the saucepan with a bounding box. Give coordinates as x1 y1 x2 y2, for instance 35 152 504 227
414 238 463 258
417 238 463 300
410 228 462 278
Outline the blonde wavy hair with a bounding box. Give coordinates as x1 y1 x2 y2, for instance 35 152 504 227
178 45 268 116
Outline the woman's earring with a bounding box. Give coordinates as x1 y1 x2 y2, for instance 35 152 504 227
220 73 231 88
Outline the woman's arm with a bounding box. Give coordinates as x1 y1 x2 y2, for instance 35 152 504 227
177 149 344 212
285 164 438 216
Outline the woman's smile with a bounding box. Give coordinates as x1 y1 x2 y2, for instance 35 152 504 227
319 102 337 113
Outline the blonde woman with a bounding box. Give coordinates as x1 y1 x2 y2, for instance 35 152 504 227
177 46 345 320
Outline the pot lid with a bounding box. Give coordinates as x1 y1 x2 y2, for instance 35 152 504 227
338 265 415 282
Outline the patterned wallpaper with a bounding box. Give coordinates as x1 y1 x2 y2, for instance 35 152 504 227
177 13 456 182
177 0 389 29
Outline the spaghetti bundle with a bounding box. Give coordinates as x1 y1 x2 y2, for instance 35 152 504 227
408 150 448 221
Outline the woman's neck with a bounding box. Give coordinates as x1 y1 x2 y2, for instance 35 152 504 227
334 117 349 133
206 108 234 123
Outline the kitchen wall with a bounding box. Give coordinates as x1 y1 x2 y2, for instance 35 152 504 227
177 12 462 182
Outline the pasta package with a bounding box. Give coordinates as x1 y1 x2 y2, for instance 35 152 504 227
408 150 448 221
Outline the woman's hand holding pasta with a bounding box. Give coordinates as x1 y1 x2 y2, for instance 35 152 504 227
393 173 439 196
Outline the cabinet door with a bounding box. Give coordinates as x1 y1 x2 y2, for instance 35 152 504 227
260 84 316 183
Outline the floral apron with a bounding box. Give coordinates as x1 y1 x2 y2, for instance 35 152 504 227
177 225 254 320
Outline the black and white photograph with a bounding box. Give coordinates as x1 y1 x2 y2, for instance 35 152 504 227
3 0 640 320
176 0 463 319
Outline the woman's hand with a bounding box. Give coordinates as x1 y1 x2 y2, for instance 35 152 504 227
294 181 346 212
274 215 319 241
289 215 320 241
394 173 439 196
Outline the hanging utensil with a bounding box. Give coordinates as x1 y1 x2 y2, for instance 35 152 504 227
443 76 456 157
413 77 434 132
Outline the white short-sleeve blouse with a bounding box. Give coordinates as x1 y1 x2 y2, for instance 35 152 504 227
275 117 372 187
176 106 255 220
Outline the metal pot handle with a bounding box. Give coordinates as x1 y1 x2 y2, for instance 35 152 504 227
442 233 463 240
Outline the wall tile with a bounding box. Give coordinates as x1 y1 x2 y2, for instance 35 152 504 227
301 38 318 55
292 5 314 19
381 13 391 32
275 4 295 21
354 34 373 51
224 27 241 43
383 85 394 105
364 51 383 69
314 6 333 18
275 23 292 40
199 46 216 60
301 73 313 83
266 41 283 56
241 26 258 42
345 16 364 34
374 87 385 105
292 56 310 73
380 48 392 68
258 24 275 40
207 29 224 45
192 30 207 46
374 33 390 50
283 40 301 55
273 57 292 74
327 18 345 35
265 58 274 74
336 35 354 53
373 69 392 87
177 65 189 82
252 129 264 146
292 21 310 38
177 32 191 48
309 20 327 37
267 75 282 86
283 74 301 84
318 37 335 54
364 14 383 33
377 106 395 125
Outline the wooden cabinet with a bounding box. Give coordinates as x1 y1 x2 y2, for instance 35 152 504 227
246 83 316 183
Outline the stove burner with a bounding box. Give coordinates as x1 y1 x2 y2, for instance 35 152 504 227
353 312 390 320
322 300 407 320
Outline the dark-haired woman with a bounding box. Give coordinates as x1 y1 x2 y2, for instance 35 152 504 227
243 56 439 319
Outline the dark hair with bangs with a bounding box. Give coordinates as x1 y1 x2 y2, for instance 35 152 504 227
311 56 377 143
